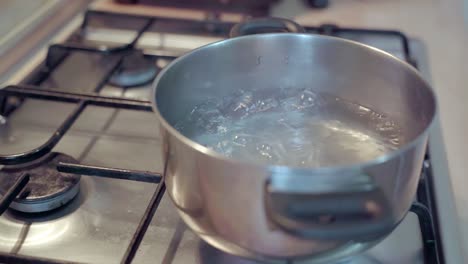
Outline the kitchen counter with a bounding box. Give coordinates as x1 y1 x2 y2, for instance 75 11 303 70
272 0 468 261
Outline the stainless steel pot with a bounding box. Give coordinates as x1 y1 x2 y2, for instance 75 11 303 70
152 18 437 262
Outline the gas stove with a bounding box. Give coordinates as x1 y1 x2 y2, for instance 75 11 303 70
0 5 448 264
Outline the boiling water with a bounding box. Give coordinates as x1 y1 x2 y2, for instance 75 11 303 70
175 88 403 167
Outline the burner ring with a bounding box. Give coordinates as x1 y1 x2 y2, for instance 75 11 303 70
0 152 81 213
8 183 80 213
109 50 158 87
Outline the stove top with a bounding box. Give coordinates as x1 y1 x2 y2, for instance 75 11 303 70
0 8 443 264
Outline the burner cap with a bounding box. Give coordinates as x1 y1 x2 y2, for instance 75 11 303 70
0 153 81 213
109 50 158 87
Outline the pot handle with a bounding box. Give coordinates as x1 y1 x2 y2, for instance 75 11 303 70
265 172 395 241
229 17 306 38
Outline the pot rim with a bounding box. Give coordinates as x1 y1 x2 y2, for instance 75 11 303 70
151 33 438 172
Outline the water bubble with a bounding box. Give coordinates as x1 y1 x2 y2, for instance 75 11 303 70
217 125 227 134
357 105 371 116
280 88 318 111
222 90 254 119
232 134 249 147
256 143 276 161
252 98 279 113
179 88 403 167
376 121 396 132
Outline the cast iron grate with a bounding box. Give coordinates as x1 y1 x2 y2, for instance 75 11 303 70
0 9 441 264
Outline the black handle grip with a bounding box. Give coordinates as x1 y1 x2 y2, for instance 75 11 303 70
229 17 305 38
265 173 395 241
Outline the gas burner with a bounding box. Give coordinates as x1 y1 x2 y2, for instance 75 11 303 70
109 50 158 87
0 152 81 213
